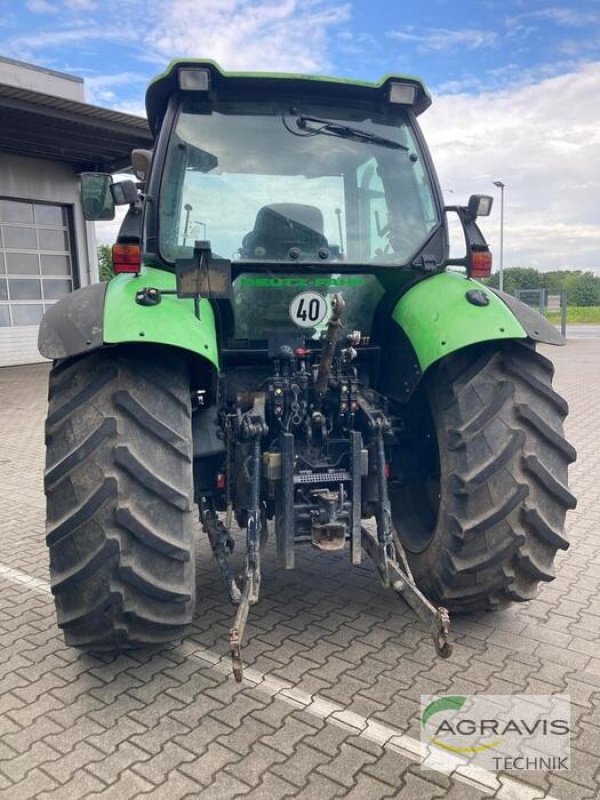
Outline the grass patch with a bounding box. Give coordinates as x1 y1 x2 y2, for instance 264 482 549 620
546 306 600 324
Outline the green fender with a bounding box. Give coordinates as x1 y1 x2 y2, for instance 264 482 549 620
38 264 220 366
104 265 219 368
392 271 527 372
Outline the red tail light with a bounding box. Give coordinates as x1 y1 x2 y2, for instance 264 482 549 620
112 243 141 274
469 249 492 279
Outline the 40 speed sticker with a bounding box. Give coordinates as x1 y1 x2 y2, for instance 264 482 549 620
289 291 329 328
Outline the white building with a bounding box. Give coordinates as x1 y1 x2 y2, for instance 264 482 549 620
0 56 151 367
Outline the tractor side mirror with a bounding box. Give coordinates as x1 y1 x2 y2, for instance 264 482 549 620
81 173 115 221
132 149 152 181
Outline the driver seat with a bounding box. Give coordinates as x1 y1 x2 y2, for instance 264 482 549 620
241 203 328 259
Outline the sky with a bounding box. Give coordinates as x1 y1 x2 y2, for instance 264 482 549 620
1 0 599 272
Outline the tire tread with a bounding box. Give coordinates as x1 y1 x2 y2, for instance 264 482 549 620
392 342 576 610
44 347 195 651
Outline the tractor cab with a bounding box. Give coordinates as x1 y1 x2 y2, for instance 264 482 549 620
150 63 443 347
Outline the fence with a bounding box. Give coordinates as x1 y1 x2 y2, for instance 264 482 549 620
515 289 567 338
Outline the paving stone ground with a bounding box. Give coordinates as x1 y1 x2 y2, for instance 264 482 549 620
0 339 598 800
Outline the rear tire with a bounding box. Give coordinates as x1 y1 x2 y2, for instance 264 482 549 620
44 347 196 651
390 342 576 612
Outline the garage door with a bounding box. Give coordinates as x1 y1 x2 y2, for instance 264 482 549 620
0 197 76 366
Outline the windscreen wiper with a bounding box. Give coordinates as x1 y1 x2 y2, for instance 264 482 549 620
291 115 409 151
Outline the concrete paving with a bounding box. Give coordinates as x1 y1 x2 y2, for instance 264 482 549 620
0 340 598 799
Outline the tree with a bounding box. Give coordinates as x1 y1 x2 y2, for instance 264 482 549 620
541 270 577 294
97 244 113 282
569 273 600 307
484 267 600 305
484 267 543 295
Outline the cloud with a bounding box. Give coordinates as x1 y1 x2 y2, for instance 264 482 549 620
559 35 600 56
387 27 497 53
432 58 582 96
26 0 58 13
6 0 350 76
421 61 600 270
108 99 146 116
5 25 136 60
84 72 147 106
507 7 600 29
144 0 351 72
64 0 97 8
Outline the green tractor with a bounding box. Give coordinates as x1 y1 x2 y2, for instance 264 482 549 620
39 61 576 679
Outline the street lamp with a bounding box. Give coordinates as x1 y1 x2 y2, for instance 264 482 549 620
492 180 505 292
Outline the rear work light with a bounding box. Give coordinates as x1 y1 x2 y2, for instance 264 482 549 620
469 248 492 279
112 243 141 274
178 68 210 92
389 82 417 105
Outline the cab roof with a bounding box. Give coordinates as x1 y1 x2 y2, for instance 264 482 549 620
145 59 432 135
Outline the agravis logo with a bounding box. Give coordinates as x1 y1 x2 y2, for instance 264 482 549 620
420 694 571 773
422 695 503 754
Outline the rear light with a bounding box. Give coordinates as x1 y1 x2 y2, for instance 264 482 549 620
469 249 492 279
112 243 141 274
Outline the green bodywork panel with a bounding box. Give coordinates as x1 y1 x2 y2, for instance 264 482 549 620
103 269 526 375
104 265 219 369
393 271 527 372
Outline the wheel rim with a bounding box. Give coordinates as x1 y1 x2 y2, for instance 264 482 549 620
389 404 441 554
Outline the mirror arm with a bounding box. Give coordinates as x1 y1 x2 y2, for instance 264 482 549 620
445 206 490 269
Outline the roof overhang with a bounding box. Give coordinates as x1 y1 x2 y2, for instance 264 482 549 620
146 59 432 136
0 82 152 172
